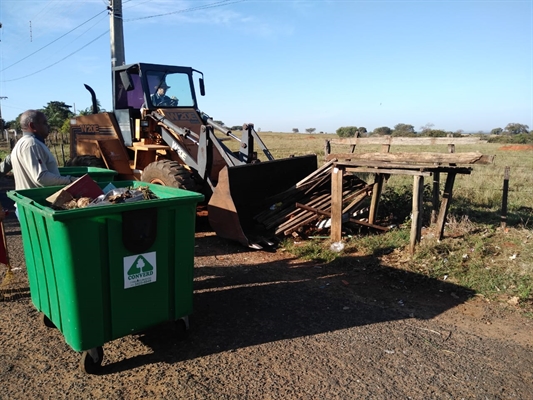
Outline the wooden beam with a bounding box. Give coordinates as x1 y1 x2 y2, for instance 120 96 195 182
436 172 457 240
328 137 488 146
344 167 431 176
431 172 440 224
295 203 389 232
327 151 494 165
368 174 384 225
410 175 424 254
331 166 344 242
501 166 510 229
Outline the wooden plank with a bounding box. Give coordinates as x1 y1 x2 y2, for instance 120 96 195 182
339 159 473 172
327 151 494 165
274 192 332 232
436 172 457 240
501 166 510 229
295 161 334 188
329 137 488 146
342 185 373 213
410 175 424 254
431 172 440 224
331 166 344 242
295 203 389 232
344 167 431 176
368 174 384 225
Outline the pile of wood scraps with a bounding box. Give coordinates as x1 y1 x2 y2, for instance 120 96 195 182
254 161 387 238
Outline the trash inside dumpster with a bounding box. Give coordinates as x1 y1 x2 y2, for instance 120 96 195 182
7 180 204 373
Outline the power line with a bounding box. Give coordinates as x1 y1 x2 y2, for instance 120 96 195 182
124 0 247 22
1 9 108 72
0 0 247 81
2 31 109 82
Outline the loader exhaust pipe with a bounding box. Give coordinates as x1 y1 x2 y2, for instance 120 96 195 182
83 84 98 114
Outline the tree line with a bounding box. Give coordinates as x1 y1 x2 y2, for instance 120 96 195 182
335 122 531 138
1 101 530 144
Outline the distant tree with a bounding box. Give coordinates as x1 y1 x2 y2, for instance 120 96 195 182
306 128 316 134
373 126 392 136
213 120 225 127
336 126 359 138
230 125 242 131
419 123 435 135
455 129 464 136
42 101 73 132
504 123 529 135
392 123 416 137
424 129 449 137
59 119 71 138
292 128 299 133
490 127 503 135
78 99 105 115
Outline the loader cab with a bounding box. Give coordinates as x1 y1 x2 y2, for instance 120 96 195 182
112 62 204 146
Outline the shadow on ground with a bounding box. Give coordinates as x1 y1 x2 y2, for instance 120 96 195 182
101 237 474 374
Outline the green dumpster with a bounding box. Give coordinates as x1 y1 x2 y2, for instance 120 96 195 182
7 181 203 372
58 166 118 182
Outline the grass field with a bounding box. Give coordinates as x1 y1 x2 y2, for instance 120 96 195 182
252 133 533 310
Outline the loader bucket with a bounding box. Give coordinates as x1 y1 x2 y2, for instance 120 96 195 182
208 154 318 249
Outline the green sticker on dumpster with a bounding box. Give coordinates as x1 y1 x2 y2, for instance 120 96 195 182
123 252 157 289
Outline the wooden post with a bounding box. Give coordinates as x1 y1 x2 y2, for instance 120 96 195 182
368 174 384 225
436 172 456 240
331 166 344 242
431 172 440 224
410 175 424 254
501 166 510 229
324 140 331 159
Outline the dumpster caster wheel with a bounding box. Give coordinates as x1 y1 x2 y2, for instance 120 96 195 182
175 317 189 341
80 346 104 374
41 314 56 329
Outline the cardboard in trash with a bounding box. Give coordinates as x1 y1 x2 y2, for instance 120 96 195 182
46 174 104 208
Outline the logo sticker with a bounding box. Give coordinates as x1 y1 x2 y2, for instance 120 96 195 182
123 252 157 289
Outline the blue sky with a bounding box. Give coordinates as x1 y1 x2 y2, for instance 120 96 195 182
0 0 531 133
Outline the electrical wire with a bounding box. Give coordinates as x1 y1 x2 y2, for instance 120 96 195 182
124 0 247 22
2 30 109 82
1 9 108 72
1 0 247 82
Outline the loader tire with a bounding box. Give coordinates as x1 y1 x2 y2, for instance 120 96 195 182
141 160 196 191
66 155 106 168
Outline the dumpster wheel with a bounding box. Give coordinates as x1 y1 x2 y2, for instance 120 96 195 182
80 346 104 374
41 313 56 329
141 160 196 191
175 316 190 341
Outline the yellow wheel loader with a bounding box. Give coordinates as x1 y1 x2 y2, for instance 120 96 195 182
69 62 317 249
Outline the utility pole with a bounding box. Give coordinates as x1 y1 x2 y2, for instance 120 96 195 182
109 0 126 101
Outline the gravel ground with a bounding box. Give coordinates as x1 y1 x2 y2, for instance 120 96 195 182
1 176 532 399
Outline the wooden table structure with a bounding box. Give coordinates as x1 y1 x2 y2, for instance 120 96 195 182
325 137 494 253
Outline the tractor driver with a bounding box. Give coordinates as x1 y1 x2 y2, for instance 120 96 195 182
150 82 178 107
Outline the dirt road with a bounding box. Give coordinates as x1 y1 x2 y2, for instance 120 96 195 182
1 177 532 399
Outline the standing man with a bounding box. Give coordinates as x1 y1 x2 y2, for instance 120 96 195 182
11 109 76 191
